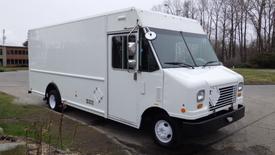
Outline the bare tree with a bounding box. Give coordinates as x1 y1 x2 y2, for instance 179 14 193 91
152 0 275 65
152 0 183 15
243 0 249 62
220 0 229 61
197 0 208 30
272 9 275 52
183 0 198 19
181 0 199 18
247 0 267 53
264 0 274 52
212 0 223 51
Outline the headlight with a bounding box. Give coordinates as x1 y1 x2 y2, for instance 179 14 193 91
238 82 243 91
197 90 205 102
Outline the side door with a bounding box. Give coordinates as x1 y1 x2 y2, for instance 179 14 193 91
107 33 139 126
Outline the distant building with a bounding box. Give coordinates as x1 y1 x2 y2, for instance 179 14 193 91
0 45 28 67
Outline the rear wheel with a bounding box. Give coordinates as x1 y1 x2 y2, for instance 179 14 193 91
47 90 62 111
152 114 182 148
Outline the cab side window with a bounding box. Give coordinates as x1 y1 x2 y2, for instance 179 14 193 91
139 31 159 72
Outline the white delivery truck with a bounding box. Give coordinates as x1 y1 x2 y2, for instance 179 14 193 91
28 8 245 147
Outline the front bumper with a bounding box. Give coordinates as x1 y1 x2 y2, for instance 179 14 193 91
178 104 245 132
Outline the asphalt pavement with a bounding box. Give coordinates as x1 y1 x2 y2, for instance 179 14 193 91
0 71 275 155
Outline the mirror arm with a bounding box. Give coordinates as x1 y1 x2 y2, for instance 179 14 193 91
144 27 154 34
127 19 139 38
144 27 150 33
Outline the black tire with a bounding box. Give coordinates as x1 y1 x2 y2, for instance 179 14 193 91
152 114 182 148
47 90 62 111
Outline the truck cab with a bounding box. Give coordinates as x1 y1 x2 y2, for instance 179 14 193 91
106 9 245 147
109 26 245 147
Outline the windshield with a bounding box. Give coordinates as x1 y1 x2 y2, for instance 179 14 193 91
151 28 219 68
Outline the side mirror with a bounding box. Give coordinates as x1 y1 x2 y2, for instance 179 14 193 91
128 59 137 69
128 42 136 57
145 31 157 40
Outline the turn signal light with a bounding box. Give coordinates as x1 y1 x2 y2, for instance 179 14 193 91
180 107 186 113
237 92 242 97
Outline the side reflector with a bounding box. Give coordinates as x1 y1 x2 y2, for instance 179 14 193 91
197 103 203 109
181 108 186 113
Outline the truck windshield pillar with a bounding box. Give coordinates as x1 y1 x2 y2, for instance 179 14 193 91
139 29 159 72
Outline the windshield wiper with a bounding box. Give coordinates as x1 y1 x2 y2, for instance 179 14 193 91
202 61 221 67
164 62 194 69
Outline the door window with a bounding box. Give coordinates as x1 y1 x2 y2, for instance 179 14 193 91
112 35 136 70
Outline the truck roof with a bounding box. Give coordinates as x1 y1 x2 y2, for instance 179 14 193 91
29 7 205 35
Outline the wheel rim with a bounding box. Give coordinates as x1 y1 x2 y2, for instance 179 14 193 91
49 95 56 109
154 120 173 143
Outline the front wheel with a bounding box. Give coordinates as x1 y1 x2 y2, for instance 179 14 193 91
152 114 182 148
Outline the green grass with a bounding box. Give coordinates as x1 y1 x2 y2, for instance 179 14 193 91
0 123 29 137
233 68 275 85
0 93 40 118
0 67 28 72
0 92 126 154
0 92 75 149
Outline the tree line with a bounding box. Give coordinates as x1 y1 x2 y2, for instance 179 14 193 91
152 0 275 67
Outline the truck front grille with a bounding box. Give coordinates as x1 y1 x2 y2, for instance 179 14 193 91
209 85 237 111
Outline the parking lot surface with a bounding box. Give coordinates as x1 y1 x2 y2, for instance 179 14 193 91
0 71 275 155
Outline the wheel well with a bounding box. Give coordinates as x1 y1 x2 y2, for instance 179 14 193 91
45 83 60 99
140 107 169 129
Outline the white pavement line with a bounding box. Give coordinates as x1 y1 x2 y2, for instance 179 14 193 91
0 142 25 152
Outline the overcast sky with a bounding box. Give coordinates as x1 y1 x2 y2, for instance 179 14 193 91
0 0 162 46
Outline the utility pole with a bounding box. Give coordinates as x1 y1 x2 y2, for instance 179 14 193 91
2 29 6 46
2 29 7 67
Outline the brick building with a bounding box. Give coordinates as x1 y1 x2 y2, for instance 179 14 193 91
0 45 28 67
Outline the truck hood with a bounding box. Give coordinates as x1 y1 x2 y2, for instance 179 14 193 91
163 65 243 87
